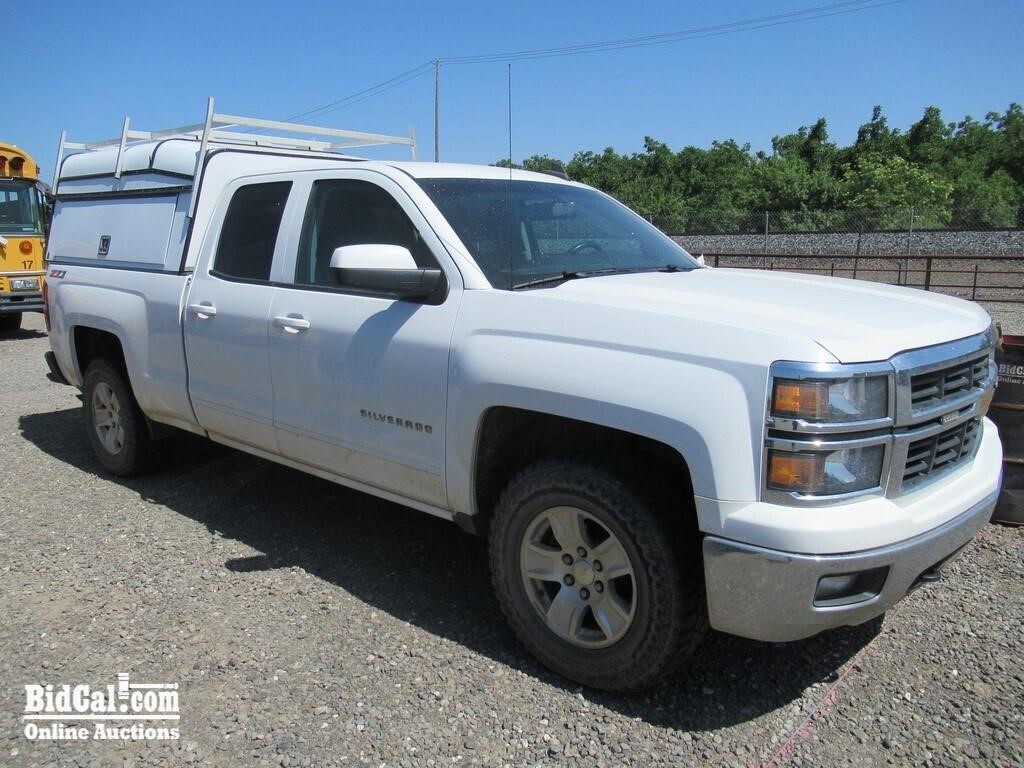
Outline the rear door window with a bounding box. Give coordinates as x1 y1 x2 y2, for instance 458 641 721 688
212 181 292 281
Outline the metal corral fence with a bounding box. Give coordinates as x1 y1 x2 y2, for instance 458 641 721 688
669 207 1024 257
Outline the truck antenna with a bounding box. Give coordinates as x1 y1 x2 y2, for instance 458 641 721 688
507 64 514 291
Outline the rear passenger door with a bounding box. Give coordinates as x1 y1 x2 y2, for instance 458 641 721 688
267 171 461 509
184 180 294 453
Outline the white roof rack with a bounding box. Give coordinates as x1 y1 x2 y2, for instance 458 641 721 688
54 97 419 216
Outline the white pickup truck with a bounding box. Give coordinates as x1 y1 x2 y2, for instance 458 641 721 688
44 114 1003 691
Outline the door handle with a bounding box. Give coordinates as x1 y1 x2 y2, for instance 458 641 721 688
187 302 217 318
273 315 311 332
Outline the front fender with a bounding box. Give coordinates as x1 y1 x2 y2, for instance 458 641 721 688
443 291 835 530
446 333 763 530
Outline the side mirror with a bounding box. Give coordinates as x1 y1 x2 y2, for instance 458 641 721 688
329 244 443 300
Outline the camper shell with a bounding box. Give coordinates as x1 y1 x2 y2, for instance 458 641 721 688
50 102 417 273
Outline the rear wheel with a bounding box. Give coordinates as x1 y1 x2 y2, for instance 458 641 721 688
83 358 155 476
489 460 706 691
0 313 22 332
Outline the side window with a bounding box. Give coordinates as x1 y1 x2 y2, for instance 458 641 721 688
295 179 437 287
212 181 292 281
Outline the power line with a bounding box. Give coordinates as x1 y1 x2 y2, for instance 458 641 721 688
283 62 434 123
441 0 904 64
283 0 906 153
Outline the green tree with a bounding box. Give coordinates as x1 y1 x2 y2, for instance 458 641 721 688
690 139 758 210
949 163 1019 227
753 154 811 210
565 147 632 194
498 101 1024 233
850 105 908 160
989 103 1024 187
907 106 951 169
522 155 567 174
840 155 952 227
495 155 570 176
772 117 837 173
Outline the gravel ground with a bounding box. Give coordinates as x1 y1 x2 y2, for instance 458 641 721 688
1 312 1022 768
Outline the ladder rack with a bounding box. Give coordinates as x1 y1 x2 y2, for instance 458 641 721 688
54 97 419 215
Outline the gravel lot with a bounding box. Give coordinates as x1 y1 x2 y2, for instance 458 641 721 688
1 312 1022 767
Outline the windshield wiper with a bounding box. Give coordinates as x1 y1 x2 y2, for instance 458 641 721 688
512 267 621 290
511 264 690 290
628 264 689 274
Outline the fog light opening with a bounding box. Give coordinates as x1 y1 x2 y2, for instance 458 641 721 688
814 566 889 607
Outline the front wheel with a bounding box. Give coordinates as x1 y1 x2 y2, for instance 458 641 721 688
83 358 155 476
489 460 706 691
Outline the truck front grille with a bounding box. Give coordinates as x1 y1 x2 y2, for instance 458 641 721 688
902 418 981 486
909 355 988 413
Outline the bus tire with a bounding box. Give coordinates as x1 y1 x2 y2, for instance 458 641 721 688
0 313 22 332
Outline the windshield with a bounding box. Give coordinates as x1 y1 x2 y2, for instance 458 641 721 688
0 180 43 234
416 178 697 289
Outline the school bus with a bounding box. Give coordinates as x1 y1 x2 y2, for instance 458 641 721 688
0 142 47 331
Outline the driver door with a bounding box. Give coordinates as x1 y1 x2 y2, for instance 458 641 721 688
268 172 462 508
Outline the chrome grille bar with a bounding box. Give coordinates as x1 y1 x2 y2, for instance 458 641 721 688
892 329 997 427
902 418 982 488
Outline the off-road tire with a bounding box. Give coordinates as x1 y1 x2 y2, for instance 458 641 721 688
0 313 22 332
489 459 706 691
83 358 155 477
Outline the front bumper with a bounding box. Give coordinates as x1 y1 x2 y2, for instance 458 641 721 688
702 486 999 642
0 292 43 314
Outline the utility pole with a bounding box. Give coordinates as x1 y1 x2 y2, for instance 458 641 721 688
433 59 441 162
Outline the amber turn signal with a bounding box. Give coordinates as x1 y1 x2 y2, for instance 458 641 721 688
772 380 829 420
768 451 825 493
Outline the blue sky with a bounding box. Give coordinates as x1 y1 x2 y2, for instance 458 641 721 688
7 0 1023 182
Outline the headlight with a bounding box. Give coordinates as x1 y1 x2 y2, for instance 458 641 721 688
10 278 40 291
771 375 889 424
767 443 886 496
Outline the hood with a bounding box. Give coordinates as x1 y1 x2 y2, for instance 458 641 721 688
547 268 991 363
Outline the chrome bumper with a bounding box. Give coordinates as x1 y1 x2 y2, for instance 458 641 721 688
702 487 999 642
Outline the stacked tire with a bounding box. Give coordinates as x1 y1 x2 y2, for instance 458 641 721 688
992 335 1024 525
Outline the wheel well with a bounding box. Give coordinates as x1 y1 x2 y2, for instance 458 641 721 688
73 326 126 379
472 407 694 535
72 326 174 441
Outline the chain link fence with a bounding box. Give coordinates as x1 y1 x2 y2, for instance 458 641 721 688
664 207 1024 256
